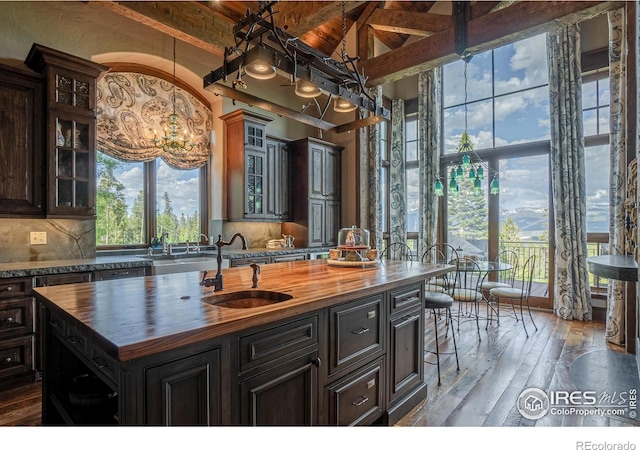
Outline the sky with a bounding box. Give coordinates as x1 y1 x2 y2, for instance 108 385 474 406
103 157 200 218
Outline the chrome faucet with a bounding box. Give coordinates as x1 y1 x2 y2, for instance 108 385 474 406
200 233 247 292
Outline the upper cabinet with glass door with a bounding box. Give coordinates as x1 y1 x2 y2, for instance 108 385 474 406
25 43 108 217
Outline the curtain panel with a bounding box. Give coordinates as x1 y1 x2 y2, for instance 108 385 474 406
547 24 593 321
362 86 383 252
389 99 407 248
96 72 213 170
418 69 442 260
606 8 628 345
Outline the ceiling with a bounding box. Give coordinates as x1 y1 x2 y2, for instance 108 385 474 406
99 1 621 87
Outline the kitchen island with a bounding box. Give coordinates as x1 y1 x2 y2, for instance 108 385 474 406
34 259 453 426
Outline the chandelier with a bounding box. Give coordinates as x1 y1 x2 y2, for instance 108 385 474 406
435 57 499 197
152 37 196 153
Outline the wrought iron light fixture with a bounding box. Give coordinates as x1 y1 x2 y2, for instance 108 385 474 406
152 38 196 153
203 1 389 122
435 57 499 197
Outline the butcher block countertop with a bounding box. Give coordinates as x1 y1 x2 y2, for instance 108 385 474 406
34 259 452 361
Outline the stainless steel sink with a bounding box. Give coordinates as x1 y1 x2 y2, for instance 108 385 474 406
202 290 294 308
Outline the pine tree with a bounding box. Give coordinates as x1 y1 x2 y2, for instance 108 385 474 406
96 154 128 245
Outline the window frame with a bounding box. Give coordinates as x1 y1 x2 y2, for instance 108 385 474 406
96 152 209 250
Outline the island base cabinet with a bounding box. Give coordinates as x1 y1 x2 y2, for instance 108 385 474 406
323 357 385 426
144 348 222 426
238 351 319 426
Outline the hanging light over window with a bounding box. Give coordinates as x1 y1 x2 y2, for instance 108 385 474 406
152 38 195 154
295 79 321 98
434 57 498 197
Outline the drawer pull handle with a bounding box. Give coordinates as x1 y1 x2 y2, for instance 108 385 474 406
352 327 370 335
49 320 61 328
312 357 321 368
1 286 12 293
92 357 110 369
4 357 12 363
3 317 14 323
67 335 81 345
352 396 369 407
398 314 420 327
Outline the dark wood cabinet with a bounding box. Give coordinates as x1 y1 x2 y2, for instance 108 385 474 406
25 43 108 217
40 279 427 426
234 314 319 425
0 277 35 388
386 283 426 423
265 137 291 220
93 267 148 281
238 351 319 425
324 357 385 426
287 137 343 247
42 303 228 425
222 109 287 221
0 64 44 216
144 348 223 426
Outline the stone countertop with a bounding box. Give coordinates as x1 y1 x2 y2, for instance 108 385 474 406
0 247 332 278
34 259 454 361
0 255 152 278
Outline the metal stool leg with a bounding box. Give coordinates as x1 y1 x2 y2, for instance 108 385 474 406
432 310 442 386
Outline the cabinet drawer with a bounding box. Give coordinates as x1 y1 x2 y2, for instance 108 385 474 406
34 272 92 287
230 256 271 267
238 314 318 375
325 357 384 426
48 309 88 358
328 294 384 377
270 254 306 263
94 267 147 281
0 297 34 338
0 277 32 298
0 334 34 380
90 345 118 383
389 283 423 316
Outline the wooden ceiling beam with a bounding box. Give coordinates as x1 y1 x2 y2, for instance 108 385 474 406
360 0 624 86
275 1 366 36
97 1 234 57
367 9 452 36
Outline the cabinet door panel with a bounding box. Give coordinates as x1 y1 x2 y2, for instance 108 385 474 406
388 308 424 406
325 200 340 247
144 349 222 425
309 199 325 246
0 67 44 215
239 351 318 425
309 144 325 198
323 146 341 199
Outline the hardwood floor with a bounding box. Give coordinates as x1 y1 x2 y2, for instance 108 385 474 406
0 306 637 428
397 305 640 427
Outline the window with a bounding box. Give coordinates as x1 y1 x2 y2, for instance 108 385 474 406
96 151 205 247
436 33 553 303
405 113 419 255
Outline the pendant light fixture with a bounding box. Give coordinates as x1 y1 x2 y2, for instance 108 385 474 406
294 78 322 98
435 57 499 196
152 38 196 154
333 0 357 113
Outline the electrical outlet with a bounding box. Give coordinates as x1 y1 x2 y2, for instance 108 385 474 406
30 231 47 245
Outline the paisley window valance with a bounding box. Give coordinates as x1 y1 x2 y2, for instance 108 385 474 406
97 72 213 169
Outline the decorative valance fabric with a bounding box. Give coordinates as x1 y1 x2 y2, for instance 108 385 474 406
96 72 213 169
